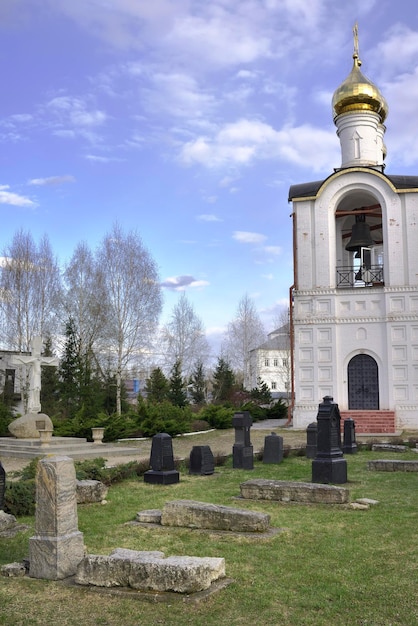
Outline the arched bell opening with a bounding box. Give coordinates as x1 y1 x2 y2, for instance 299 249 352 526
335 193 383 288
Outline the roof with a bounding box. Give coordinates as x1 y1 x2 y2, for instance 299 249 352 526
251 325 290 352
288 171 418 202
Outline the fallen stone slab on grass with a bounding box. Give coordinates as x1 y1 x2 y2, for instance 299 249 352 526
0 511 29 538
160 499 270 533
240 479 349 504
371 443 408 453
368 460 418 472
76 480 108 504
75 548 225 594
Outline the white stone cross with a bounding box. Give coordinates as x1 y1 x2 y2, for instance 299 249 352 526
10 336 59 414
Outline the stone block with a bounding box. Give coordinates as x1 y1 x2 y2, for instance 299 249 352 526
161 499 270 532
368 460 418 472
8 412 53 439
240 479 349 504
135 509 162 524
76 480 108 503
75 548 225 594
29 456 84 580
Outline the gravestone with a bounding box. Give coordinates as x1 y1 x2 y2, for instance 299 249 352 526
144 433 180 485
29 455 84 580
306 422 318 459
0 462 5 511
311 396 347 484
232 411 253 470
343 417 358 454
263 433 283 464
189 445 215 475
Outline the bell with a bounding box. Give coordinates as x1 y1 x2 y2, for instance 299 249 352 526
345 214 374 252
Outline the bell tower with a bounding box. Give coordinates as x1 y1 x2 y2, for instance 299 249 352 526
288 25 418 432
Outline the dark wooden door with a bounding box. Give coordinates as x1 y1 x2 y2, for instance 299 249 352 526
348 354 379 410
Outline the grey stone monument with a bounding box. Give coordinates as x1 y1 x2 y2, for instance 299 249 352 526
311 396 347 484
306 421 318 459
263 433 283 464
189 445 215 475
0 461 5 511
144 433 180 485
29 456 85 580
343 417 358 454
232 411 253 470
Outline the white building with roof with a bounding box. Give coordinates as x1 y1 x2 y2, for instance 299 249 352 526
288 29 418 432
246 325 291 400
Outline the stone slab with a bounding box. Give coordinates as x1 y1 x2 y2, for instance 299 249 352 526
75 548 225 594
135 509 162 524
371 444 408 452
368 460 418 472
240 479 349 504
76 480 108 504
160 499 270 532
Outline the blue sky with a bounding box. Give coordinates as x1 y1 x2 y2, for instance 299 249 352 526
2 0 418 354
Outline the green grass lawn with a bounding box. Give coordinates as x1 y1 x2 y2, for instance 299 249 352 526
1 450 417 626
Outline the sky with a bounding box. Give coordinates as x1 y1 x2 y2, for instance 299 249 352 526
2 0 418 357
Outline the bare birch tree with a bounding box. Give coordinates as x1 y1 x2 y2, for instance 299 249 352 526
0 229 62 351
223 293 265 384
161 293 210 378
62 241 108 359
96 223 162 414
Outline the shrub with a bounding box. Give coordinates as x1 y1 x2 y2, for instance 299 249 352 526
239 401 267 421
4 480 36 516
139 401 193 437
266 400 288 419
0 400 15 437
197 404 235 429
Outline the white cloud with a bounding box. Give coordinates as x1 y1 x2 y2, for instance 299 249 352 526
263 246 281 256
0 185 36 207
161 275 210 291
197 214 222 222
179 118 338 171
84 154 125 163
233 231 267 244
28 175 76 186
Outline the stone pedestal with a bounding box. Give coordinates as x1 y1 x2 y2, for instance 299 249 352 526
306 422 318 459
343 418 358 454
39 428 53 446
29 456 84 580
91 427 105 444
144 433 179 485
232 411 253 470
312 396 347 484
189 445 215 475
263 433 283 464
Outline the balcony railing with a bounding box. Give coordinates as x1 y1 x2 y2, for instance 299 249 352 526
336 265 384 288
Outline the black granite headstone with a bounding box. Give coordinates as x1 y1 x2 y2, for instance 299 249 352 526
311 396 347 484
189 445 215 475
263 433 283 464
306 422 318 459
232 411 253 469
343 417 358 454
144 433 180 485
0 461 6 511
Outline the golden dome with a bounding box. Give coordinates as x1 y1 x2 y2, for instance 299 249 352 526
332 54 388 123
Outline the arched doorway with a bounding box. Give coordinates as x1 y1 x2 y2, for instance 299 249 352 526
348 354 379 409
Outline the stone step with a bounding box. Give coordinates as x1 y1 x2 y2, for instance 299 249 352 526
340 410 396 433
0 441 142 460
